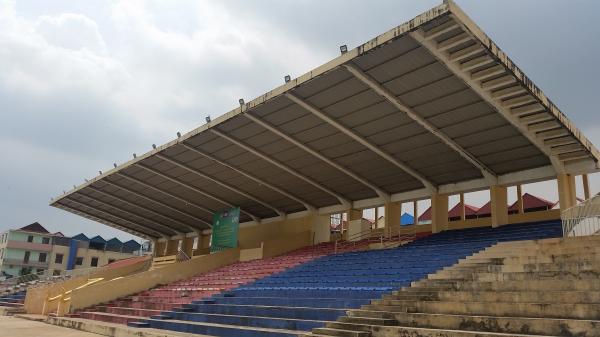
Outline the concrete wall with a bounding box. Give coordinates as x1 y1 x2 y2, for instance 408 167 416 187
24 256 150 315
67 249 239 314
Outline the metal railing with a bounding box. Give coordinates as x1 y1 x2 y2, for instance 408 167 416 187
176 248 191 262
562 194 600 237
333 225 418 254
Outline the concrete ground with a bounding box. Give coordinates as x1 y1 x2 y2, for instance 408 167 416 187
0 316 101 337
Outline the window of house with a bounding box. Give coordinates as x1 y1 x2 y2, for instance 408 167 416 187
42 237 50 244
27 235 33 243
75 257 83 266
23 251 30 263
52 270 61 276
90 257 99 267
38 253 47 263
55 253 63 264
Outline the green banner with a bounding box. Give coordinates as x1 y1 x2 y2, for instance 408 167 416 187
210 207 240 253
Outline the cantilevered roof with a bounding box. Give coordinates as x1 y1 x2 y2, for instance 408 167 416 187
50 1 599 240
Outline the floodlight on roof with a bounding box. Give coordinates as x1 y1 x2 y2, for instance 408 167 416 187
239 98 245 106
113 163 117 168
98 170 102 175
340 45 348 54
152 144 157 149
205 116 211 123
177 132 181 138
133 153 137 158
284 75 291 83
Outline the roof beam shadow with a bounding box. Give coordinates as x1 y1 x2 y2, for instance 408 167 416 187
343 63 497 184
284 92 437 193
210 128 351 208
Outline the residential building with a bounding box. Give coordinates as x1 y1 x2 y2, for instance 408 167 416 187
0 222 142 278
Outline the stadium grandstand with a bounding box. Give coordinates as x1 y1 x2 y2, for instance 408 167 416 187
15 1 600 337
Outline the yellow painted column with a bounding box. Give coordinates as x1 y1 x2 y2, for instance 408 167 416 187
312 213 331 244
165 239 179 256
516 184 524 214
153 240 165 257
490 185 508 227
459 193 466 221
431 194 448 233
413 201 419 225
348 209 362 221
582 174 591 200
557 173 577 212
384 202 401 238
182 237 194 257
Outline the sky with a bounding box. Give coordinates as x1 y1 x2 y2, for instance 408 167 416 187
0 0 598 240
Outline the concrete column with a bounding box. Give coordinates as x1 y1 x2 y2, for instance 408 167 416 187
312 213 331 244
459 193 466 221
582 174 591 200
557 173 577 211
490 185 508 227
384 202 401 238
431 194 448 234
154 240 166 257
348 209 362 221
182 237 194 257
413 201 418 225
374 207 379 228
516 184 524 214
165 239 179 256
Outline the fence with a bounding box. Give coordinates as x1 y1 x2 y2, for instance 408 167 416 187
562 194 600 237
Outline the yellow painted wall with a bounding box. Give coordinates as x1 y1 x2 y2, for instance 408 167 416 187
25 256 150 315
67 249 239 314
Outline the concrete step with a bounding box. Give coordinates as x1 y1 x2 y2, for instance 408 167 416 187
312 327 370 337
392 312 600 337
387 290 600 304
303 324 562 337
145 317 301 337
429 269 600 282
412 278 600 291
363 300 600 320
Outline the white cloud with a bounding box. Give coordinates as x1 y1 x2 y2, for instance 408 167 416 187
36 13 107 54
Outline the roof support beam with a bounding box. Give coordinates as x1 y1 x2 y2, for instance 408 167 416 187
410 26 564 173
344 63 497 184
135 163 261 222
100 179 212 228
55 203 157 240
180 143 315 212
285 92 437 193
210 129 351 208
115 172 214 222
155 153 284 217
74 191 181 235
243 112 391 201
87 185 202 233
62 198 169 238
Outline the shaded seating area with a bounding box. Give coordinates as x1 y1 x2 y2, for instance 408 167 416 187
71 242 350 326
107 221 563 337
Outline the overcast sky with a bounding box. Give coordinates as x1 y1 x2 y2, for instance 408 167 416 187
0 0 598 240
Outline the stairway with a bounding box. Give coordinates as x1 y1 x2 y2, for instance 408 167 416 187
307 232 600 337
129 221 561 337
